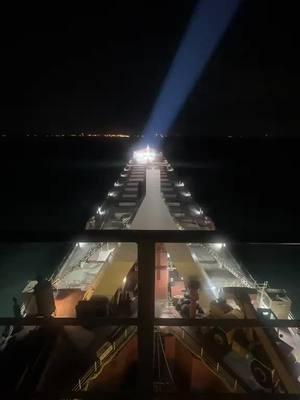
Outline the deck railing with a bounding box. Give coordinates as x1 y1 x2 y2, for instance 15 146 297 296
1 229 300 399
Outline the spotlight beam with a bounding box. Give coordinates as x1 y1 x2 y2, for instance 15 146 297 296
143 0 241 139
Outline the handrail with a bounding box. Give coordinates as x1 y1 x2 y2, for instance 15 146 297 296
204 244 254 288
3 228 300 243
169 326 250 393
50 243 76 283
2 231 300 396
73 324 249 395
1 317 300 328
72 326 137 393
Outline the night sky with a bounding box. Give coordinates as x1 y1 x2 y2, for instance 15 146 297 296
0 0 299 136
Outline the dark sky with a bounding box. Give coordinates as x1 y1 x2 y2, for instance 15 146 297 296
0 1 299 136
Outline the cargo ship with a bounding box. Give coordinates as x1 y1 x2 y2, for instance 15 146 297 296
3 146 300 395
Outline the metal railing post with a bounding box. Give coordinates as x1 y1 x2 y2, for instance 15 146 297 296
137 239 155 396
234 379 238 392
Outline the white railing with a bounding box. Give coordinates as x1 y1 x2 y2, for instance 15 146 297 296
52 242 114 287
204 244 255 288
72 326 137 393
169 326 246 393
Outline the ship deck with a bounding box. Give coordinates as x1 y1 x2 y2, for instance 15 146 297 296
38 154 300 391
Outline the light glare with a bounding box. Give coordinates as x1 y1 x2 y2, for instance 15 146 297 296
133 146 157 164
97 206 105 216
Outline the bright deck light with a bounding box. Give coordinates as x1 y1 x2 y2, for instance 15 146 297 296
175 181 184 187
193 207 203 216
97 206 105 216
181 191 191 197
133 146 157 164
213 243 226 250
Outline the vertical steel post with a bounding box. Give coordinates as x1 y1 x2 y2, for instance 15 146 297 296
138 239 155 396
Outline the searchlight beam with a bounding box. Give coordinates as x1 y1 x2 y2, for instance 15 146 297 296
143 0 241 140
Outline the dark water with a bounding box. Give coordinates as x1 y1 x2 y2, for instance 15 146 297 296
0 137 300 316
